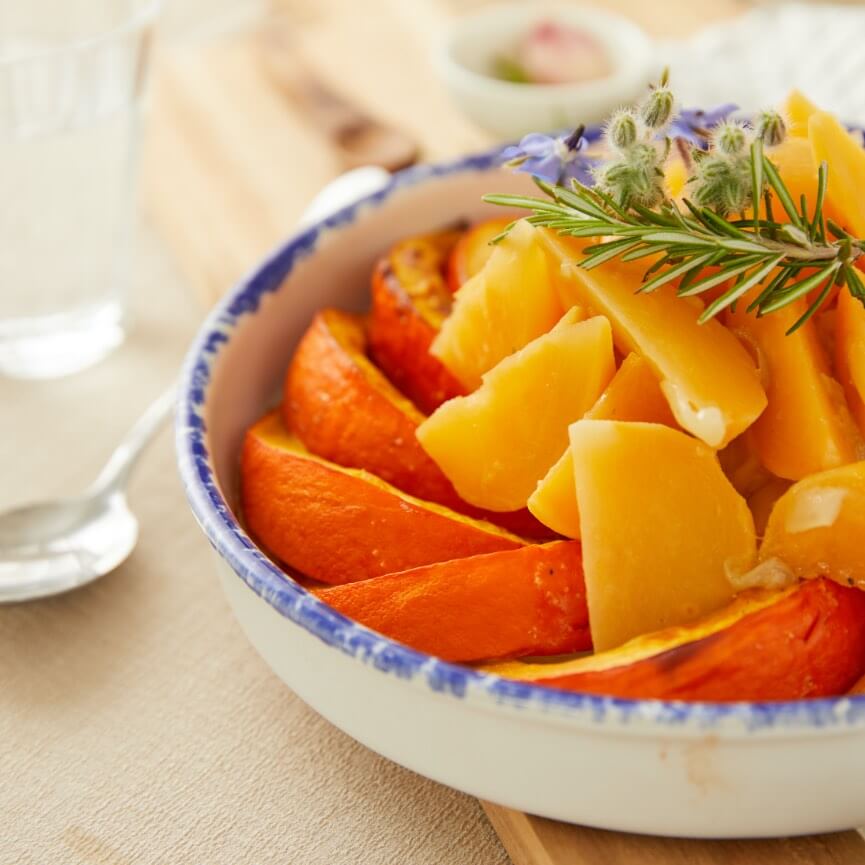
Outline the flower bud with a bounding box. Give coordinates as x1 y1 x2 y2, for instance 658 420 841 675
630 141 662 169
641 86 674 129
690 153 751 215
594 140 665 208
607 109 638 150
699 156 729 181
722 177 748 215
756 109 786 148
715 121 748 155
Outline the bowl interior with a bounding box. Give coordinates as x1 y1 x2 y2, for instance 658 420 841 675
203 164 534 513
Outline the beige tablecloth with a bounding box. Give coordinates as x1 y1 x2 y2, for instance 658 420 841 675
0 225 511 864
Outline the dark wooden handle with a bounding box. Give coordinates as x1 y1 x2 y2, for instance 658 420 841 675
257 17 370 138
256 14 418 171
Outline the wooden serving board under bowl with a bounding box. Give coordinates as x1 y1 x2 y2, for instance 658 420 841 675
142 11 865 864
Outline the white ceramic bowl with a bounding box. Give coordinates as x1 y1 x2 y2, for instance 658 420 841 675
176 148 865 839
435 3 655 138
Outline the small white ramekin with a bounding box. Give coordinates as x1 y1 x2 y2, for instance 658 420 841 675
434 3 656 139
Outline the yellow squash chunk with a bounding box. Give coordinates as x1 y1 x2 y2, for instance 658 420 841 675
748 476 793 538
718 430 774 498
809 110 865 236
431 219 564 390
584 352 679 426
665 155 688 202
836 287 865 436
749 134 841 232
570 420 756 651
727 299 863 480
527 448 581 539
783 89 818 137
541 232 766 447
760 461 865 590
717 431 793 534
527 354 677 538
764 137 819 217
418 310 614 512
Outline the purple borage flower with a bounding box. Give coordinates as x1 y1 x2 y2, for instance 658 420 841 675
499 107 736 186
500 127 598 185
669 104 739 147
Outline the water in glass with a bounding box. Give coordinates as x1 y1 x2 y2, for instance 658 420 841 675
0 1 158 378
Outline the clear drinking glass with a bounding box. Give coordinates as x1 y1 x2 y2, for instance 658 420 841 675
0 0 159 379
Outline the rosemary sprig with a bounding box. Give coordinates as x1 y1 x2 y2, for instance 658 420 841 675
486 144 864 333
490 84 865 334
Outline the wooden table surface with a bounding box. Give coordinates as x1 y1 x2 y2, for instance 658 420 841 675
8 1 863 863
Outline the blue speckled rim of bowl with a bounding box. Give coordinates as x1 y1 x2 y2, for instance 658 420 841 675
176 136 865 736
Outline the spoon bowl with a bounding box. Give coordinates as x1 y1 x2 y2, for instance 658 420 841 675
0 385 175 603
0 493 138 602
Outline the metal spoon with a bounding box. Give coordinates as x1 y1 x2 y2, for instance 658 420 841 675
0 386 176 603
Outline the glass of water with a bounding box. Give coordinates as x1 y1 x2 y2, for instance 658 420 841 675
0 0 159 379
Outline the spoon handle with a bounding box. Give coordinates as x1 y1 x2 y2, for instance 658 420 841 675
92 385 177 494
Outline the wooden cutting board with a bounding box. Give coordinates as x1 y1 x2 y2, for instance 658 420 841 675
482 805 865 865
141 2 865 861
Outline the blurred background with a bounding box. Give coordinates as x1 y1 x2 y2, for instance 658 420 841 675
147 0 865 307
5 0 865 359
